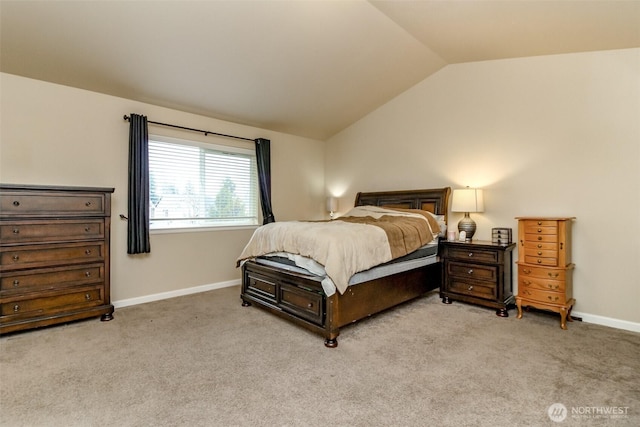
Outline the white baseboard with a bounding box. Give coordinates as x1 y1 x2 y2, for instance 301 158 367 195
572 310 640 333
112 282 640 334
112 279 241 309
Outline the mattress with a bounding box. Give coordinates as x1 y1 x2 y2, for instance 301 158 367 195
255 241 439 296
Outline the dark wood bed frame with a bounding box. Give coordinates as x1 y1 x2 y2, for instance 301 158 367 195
240 187 451 348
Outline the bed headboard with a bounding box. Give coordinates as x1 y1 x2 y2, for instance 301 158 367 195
354 187 451 224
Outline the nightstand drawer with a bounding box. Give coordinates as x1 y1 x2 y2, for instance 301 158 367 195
448 279 496 300
446 247 498 263
447 261 497 282
518 288 568 305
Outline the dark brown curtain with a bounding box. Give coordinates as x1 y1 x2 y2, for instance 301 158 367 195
127 113 151 254
255 138 275 224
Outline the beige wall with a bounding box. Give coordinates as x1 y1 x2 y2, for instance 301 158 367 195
326 48 640 326
0 73 325 302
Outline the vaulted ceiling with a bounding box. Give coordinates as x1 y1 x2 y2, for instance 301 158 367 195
1 1 639 140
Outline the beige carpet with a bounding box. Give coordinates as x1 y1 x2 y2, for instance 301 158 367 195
1 285 639 427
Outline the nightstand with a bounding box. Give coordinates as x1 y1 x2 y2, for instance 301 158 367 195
440 240 516 317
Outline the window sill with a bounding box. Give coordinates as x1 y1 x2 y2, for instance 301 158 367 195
150 224 259 235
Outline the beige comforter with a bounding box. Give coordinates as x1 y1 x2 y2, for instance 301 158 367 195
236 206 439 295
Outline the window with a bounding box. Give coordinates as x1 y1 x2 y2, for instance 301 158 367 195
148 135 258 230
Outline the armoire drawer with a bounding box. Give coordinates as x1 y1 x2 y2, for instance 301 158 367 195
518 288 569 305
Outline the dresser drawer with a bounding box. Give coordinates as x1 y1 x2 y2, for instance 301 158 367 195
518 288 568 305
1 263 104 294
280 282 324 325
446 247 498 264
0 286 104 321
0 242 105 271
0 220 105 244
447 261 497 282
0 192 106 217
447 278 496 300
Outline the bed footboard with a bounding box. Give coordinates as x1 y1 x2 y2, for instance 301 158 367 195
240 259 441 348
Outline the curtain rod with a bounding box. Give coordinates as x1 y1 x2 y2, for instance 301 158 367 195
123 115 254 142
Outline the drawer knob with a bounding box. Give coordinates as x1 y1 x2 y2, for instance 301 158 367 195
523 280 531 286
523 269 531 274
548 284 560 290
467 286 474 291
85 227 91 232
537 251 542 255
307 303 313 308
538 221 542 225
12 228 19 234
468 252 473 257
547 296 559 302
85 271 92 277
12 200 20 206
85 249 92 255
13 304 20 312
537 244 542 248
13 279 19 287
537 259 542 264
85 293 91 300
12 255 19 262
537 228 542 233
537 236 542 241
467 269 474 275
85 201 92 207
548 272 559 278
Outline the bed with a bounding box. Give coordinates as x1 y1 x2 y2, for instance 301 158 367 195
238 187 451 347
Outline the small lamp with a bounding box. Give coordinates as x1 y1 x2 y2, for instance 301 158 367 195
451 187 484 241
326 197 338 219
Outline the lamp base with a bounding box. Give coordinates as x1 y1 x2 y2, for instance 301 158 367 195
458 213 477 242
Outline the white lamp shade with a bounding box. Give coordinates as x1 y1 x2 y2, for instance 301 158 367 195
326 197 338 212
451 188 484 213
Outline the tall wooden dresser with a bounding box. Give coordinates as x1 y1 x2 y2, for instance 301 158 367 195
515 217 575 329
0 184 115 334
